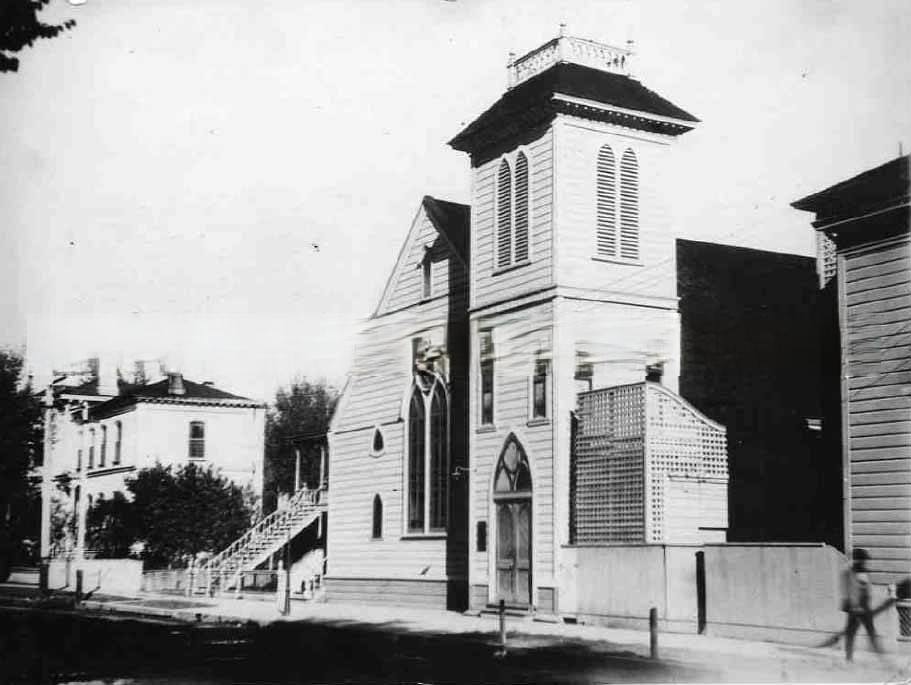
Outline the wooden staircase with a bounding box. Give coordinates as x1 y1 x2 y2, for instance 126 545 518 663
193 486 327 596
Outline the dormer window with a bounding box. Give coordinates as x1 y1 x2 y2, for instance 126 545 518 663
495 151 530 269
597 145 639 262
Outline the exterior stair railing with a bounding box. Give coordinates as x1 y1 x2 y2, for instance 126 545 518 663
193 486 327 596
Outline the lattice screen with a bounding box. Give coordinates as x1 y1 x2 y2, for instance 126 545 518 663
571 382 728 544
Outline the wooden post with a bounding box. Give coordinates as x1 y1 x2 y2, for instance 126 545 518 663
75 569 83 603
496 599 507 657
294 448 301 494
39 562 49 596
649 607 658 659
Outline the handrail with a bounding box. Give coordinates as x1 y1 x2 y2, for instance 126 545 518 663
198 486 327 581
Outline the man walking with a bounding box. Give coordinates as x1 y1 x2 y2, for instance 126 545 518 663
841 548 881 661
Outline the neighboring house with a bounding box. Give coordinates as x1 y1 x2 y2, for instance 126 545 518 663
40 362 266 558
792 154 911 586
327 33 830 613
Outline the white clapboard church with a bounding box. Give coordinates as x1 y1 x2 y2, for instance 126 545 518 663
325 32 738 614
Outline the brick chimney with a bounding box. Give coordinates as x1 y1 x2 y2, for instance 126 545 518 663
167 372 186 396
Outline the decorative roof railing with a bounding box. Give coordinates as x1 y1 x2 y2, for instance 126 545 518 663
508 34 634 89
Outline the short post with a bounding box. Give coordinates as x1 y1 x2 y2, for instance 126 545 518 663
75 569 84 604
187 559 195 598
496 598 507 657
39 561 49 596
649 607 658 659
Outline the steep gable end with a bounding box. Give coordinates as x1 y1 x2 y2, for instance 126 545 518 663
374 196 469 317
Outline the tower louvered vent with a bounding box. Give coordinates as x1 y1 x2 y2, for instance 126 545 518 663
514 152 529 262
497 160 512 268
619 149 639 260
597 145 618 257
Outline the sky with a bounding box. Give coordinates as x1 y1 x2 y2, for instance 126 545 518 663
2 0 910 402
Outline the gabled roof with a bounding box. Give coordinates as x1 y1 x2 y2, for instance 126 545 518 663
373 195 470 317
421 195 470 265
449 62 698 161
791 155 910 226
92 377 263 418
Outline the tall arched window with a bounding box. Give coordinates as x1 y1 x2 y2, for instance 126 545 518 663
619 149 639 260
99 425 107 467
372 494 383 539
596 144 618 257
407 387 426 532
406 373 449 534
88 428 95 469
496 159 512 268
514 151 529 262
114 421 122 465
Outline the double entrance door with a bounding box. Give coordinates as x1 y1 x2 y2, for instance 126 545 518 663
495 499 531 607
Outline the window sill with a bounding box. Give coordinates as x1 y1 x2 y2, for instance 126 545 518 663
592 255 643 267
492 259 531 276
400 533 448 541
526 417 550 427
476 425 497 434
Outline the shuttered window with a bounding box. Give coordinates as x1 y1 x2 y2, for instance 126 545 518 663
514 152 529 262
496 160 512 268
596 145 618 257
619 149 639 260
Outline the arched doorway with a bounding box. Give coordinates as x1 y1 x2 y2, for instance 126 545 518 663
493 435 532 606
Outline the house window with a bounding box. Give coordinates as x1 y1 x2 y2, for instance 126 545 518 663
597 145 639 261
189 421 205 459
372 494 383 539
406 374 449 534
496 152 530 269
76 430 83 471
532 359 549 419
99 425 107 467
114 421 122 465
479 330 494 425
88 429 95 469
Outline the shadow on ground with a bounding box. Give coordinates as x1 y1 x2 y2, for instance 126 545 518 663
0 603 718 684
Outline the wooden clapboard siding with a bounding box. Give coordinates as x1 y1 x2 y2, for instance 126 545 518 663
553 118 677 303
328 199 469 587
842 235 911 584
468 301 556 588
471 129 554 310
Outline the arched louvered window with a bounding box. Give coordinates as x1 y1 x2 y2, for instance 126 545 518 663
596 145 618 257
406 373 449 534
496 159 512 268
619 149 639 260
514 152 529 262
429 383 448 530
372 494 383 539
407 387 426 532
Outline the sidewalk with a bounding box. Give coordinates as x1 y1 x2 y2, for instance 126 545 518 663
76 590 910 683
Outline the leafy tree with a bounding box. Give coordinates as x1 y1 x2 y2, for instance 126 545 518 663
86 491 134 559
1 0 76 73
125 462 254 568
264 377 337 513
0 348 42 580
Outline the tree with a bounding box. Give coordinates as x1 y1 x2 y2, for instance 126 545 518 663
122 462 255 568
0 348 42 580
264 377 337 513
86 491 134 559
1 0 76 72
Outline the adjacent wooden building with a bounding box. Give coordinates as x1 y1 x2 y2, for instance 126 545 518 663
793 155 911 585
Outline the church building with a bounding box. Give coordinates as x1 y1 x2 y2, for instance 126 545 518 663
326 33 831 615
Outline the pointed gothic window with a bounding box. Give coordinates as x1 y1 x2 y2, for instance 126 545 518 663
619 149 640 260
406 373 449 534
496 159 512 268
514 152 529 262
596 145 618 257
494 436 532 495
